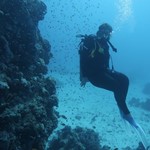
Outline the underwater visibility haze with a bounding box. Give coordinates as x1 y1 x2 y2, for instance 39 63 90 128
40 0 150 82
40 0 150 149
0 0 150 149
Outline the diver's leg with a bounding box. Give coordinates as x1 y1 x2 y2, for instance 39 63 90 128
112 71 130 115
89 70 130 114
89 70 150 148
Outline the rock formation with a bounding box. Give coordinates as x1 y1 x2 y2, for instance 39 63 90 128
0 0 58 149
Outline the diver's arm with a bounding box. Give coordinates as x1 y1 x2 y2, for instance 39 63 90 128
79 53 89 87
80 72 88 87
80 63 89 87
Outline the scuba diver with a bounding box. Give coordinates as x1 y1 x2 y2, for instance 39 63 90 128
78 23 149 149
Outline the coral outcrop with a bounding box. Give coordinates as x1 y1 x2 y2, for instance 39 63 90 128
47 126 145 150
48 126 101 150
0 0 58 149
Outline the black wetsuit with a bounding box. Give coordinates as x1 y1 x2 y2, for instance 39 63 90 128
79 36 130 115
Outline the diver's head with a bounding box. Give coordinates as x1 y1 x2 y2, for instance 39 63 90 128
96 23 113 40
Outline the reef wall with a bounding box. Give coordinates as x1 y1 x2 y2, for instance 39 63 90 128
0 0 58 149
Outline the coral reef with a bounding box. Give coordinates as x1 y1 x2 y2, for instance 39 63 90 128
47 126 144 150
0 0 57 149
48 126 101 150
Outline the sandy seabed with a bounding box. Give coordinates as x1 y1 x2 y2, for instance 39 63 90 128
51 71 150 149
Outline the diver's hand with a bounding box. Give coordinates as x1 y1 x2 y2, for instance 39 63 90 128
80 77 88 87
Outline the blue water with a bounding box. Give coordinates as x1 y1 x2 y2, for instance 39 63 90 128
40 0 150 83
39 0 150 149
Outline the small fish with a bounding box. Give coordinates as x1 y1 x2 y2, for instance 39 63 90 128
61 123 66 126
60 115 67 120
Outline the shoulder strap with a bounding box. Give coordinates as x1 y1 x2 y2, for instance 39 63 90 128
77 34 97 53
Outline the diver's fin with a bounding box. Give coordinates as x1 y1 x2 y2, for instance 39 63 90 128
120 112 150 149
134 123 150 150
122 113 138 128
